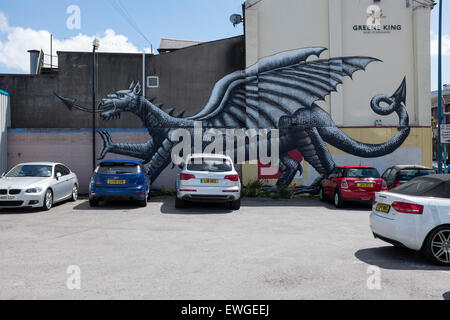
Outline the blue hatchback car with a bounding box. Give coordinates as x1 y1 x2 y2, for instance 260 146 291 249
89 160 150 207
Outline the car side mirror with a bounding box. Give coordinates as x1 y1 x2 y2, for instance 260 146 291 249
56 172 62 180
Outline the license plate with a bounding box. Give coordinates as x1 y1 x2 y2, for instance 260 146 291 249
376 203 391 213
0 195 15 200
357 183 374 188
201 179 219 184
107 179 126 185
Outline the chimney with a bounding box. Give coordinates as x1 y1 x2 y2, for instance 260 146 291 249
27 50 40 75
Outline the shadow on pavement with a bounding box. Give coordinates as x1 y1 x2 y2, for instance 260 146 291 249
159 197 233 215
243 197 371 212
0 200 68 215
355 246 449 271
73 199 145 211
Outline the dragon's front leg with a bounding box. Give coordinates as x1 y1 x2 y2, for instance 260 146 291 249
97 129 155 164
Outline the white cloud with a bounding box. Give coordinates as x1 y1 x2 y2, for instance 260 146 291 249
431 34 450 57
0 11 152 73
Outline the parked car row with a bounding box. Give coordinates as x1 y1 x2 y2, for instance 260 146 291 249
0 154 242 211
319 165 436 208
318 164 450 266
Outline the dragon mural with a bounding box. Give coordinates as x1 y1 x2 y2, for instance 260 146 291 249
56 47 410 193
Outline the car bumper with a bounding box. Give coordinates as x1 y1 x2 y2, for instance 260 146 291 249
90 185 147 200
0 193 45 208
177 186 240 202
341 190 378 202
369 210 422 251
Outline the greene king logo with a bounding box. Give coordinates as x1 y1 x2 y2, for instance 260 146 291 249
353 4 401 33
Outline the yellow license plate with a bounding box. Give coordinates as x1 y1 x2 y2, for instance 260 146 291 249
201 179 219 184
357 183 374 188
376 203 391 213
107 179 126 185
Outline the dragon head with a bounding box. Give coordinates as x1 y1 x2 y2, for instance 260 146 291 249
99 81 141 120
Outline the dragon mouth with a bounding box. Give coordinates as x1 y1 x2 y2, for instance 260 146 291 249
99 102 121 121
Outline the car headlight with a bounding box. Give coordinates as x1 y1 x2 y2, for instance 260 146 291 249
25 187 43 194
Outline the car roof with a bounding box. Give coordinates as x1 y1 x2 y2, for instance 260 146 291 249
414 174 450 182
15 162 60 166
100 159 141 164
336 166 376 169
187 153 231 160
391 165 433 170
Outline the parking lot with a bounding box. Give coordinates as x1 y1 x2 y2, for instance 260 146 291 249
0 197 449 300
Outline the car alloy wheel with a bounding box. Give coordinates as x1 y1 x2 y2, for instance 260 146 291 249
44 189 53 210
319 188 324 201
72 185 78 201
431 229 450 264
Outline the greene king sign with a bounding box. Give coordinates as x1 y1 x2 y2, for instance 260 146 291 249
353 4 402 34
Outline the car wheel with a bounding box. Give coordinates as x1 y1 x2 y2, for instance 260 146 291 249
423 226 450 265
319 187 325 202
230 198 241 210
70 184 78 201
334 189 344 208
89 199 99 207
42 189 53 211
175 197 185 209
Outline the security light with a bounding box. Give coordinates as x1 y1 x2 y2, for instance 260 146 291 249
93 38 100 50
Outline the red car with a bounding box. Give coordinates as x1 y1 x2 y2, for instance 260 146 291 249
319 166 388 208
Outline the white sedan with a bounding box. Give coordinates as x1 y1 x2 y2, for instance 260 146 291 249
176 154 241 210
0 162 79 211
370 174 450 265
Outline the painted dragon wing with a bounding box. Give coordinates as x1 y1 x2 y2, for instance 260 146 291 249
189 47 379 128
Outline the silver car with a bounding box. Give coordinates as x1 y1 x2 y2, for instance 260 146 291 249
176 154 241 210
0 162 79 211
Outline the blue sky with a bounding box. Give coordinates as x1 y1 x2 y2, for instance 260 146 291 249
0 0 448 90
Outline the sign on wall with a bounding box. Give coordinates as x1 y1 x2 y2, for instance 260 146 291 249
440 124 450 144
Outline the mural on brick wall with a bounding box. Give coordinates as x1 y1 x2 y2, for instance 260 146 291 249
56 47 410 193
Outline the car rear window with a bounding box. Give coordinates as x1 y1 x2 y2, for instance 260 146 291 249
397 169 435 181
187 158 233 172
98 163 138 174
343 168 380 179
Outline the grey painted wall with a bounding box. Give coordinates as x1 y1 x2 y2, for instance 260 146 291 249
0 92 10 175
0 35 244 129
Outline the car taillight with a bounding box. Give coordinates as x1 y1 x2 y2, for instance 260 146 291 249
94 166 99 174
341 180 348 189
382 180 388 190
180 173 195 181
225 175 239 182
391 201 424 214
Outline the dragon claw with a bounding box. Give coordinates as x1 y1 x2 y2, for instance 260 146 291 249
98 129 114 159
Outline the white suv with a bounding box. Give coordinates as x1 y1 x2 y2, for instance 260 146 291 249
175 154 241 210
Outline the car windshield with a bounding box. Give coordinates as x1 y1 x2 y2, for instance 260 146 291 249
390 178 439 196
98 163 138 174
397 169 435 181
5 165 52 178
187 158 233 172
344 168 380 178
